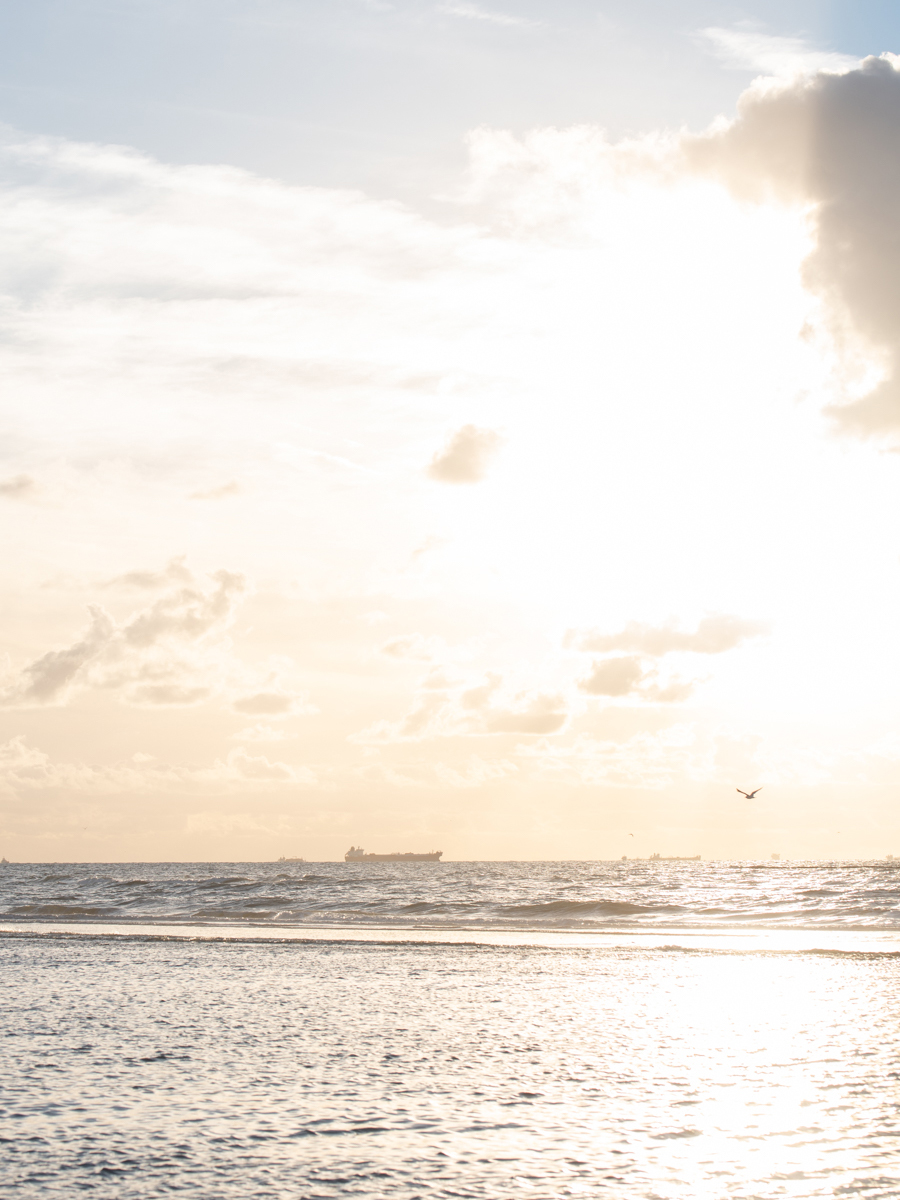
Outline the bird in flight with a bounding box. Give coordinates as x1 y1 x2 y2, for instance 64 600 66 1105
737 787 763 799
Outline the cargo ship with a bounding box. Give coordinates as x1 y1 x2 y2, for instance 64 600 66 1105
648 853 701 861
344 845 442 862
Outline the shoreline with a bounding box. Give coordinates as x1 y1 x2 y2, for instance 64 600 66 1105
4 920 900 954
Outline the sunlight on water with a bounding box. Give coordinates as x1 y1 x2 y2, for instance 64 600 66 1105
2 935 900 1198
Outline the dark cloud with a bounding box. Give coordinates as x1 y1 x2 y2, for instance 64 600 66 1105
427 424 502 483
687 56 900 436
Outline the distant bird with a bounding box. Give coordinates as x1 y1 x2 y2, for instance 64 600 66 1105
737 787 763 799
628 833 634 838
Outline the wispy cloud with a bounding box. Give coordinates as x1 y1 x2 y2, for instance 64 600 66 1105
427 425 503 483
569 614 769 657
438 3 539 29
189 480 243 501
700 25 857 79
0 474 37 499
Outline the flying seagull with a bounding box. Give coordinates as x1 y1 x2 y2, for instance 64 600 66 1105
737 787 763 799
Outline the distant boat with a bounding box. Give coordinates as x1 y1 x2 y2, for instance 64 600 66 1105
0 857 7 864
648 853 701 862
345 845 442 863
277 856 305 863
771 853 781 861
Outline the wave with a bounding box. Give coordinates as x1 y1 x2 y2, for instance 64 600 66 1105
3 860 900 933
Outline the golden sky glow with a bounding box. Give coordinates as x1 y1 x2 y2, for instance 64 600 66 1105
3 12 900 861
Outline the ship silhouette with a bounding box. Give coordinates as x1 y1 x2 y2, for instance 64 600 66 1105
345 845 442 863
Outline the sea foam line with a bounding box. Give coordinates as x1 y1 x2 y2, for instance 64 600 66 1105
3 921 900 954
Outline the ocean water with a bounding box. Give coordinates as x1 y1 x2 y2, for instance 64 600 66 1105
3 859 900 934
3 861 900 1198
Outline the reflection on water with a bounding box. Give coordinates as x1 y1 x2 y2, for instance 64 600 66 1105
2 935 899 1198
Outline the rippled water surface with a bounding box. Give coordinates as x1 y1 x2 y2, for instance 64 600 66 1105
3 934 900 1198
2 859 900 932
4 863 900 1197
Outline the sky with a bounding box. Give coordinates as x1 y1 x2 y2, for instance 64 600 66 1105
2 1 900 861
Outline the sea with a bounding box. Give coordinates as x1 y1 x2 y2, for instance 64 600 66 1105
2 859 900 1199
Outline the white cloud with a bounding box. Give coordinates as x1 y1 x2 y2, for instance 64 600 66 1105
427 425 503 483
437 3 538 29
700 26 858 80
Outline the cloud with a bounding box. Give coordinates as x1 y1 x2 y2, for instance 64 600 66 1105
107 557 193 589
515 726 706 788
189 480 242 500
121 570 246 648
577 656 696 704
6 606 116 706
700 26 857 79
687 54 900 436
570 613 769 656
232 724 295 742
231 690 315 717
437 3 538 28
223 746 303 782
579 655 646 697
380 633 435 660
434 756 518 788
0 736 316 794
0 474 36 499
127 684 211 707
483 691 567 734
0 566 258 709
427 425 503 483
570 615 764 703
353 671 568 741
